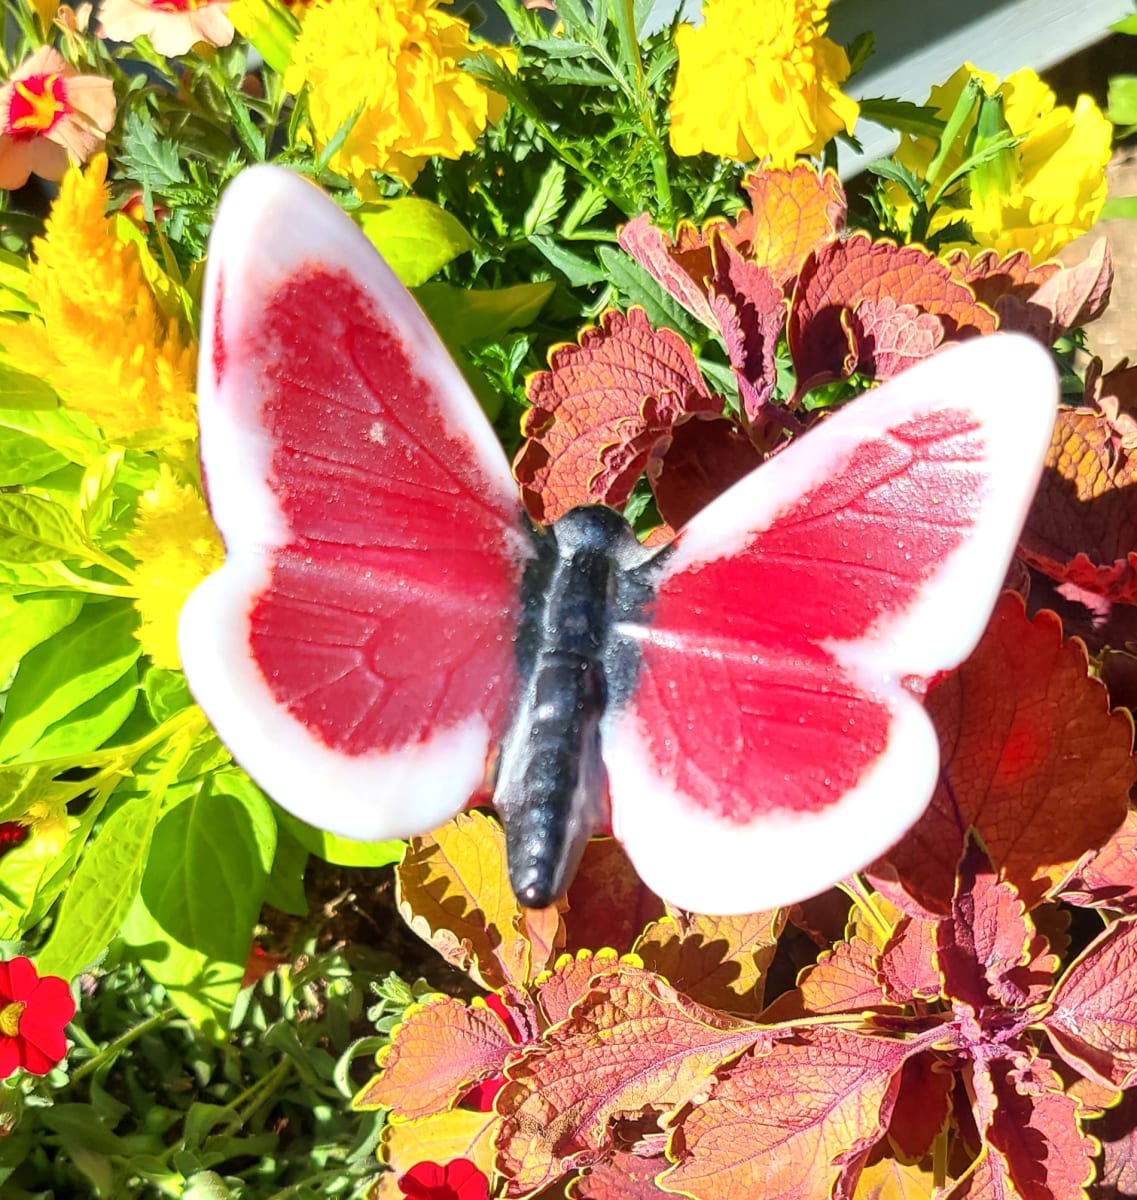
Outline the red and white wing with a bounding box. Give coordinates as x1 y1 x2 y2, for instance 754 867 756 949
604 334 1057 913
179 167 530 840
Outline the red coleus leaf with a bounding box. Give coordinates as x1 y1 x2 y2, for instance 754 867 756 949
571 1149 672 1199
617 213 721 331
947 239 1112 344
1086 355 1137 454
1095 1087 1137 1197
495 971 760 1195
980 1053 1096 1200
660 1025 930 1200
513 308 720 523
561 839 664 958
1044 916 1137 1090
939 1145 1020 1200
788 233 997 398
878 916 941 1005
1060 809 1137 914
887 1054 954 1162
358 990 536 1120
398 1158 491 1200
533 949 634 1028
1019 407 1137 606
871 593 1134 915
647 414 764 530
0 957 75 1078
936 840 1058 1016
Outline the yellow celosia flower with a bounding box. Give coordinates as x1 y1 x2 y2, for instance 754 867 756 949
282 0 514 192
668 0 858 166
0 155 197 446
894 65 1112 261
125 465 224 670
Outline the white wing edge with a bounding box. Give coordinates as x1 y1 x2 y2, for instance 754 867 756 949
605 690 939 914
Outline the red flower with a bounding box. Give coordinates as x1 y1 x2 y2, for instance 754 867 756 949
0 957 76 1077
398 1159 490 1200
460 992 522 1112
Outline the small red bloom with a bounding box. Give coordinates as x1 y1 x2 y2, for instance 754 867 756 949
0 957 76 1078
398 1159 491 1200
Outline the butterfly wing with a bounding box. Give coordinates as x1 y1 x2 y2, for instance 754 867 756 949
179 166 531 841
603 334 1057 913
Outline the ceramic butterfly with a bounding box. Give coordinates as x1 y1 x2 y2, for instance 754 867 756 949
178 166 1058 915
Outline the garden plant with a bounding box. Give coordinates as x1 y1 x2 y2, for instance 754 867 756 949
0 0 1134 1196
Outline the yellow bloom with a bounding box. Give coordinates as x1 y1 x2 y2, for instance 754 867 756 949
668 0 858 166
895 65 1112 261
0 156 197 446
125 465 224 669
283 0 514 192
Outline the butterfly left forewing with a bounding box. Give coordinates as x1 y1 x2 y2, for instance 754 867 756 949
180 167 531 842
603 334 1058 913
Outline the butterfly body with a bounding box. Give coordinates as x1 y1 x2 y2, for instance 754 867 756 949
499 505 656 905
180 166 1059 915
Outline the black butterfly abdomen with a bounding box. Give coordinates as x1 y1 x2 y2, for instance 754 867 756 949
496 506 656 907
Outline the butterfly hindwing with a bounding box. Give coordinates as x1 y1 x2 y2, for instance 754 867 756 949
604 335 1058 913
179 166 530 841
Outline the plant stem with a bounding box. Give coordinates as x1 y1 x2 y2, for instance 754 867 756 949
71 1008 179 1084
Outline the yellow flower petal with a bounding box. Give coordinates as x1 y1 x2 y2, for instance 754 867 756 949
668 0 858 167
125 465 224 670
0 155 197 446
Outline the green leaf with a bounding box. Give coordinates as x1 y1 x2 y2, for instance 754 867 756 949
36 785 164 978
121 771 276 1035
119 110 188 192
0 248 32 315
0 403 99 460
1101 195 1137 220
31 667 139 759
0 593 81 686
0 427 67 486
865 157 925 203
262 821 309 915
857 97 942 141
414 280 555 346
0 602 140 762
356 198 474 287
596 245 701 340
1112 13 1137 33
277 808 402 867
0 493 100 564
1109 75 1137 126
528 234 608 286
0 362 59 409
143 667 195 722
523 161 568 235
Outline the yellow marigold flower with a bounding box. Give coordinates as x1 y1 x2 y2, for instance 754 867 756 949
283 0 514 192
668 0 858 166
125 465 224 670
894 65 1112 261
0 155 197 446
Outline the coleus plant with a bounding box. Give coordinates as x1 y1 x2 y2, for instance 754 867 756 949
358 593 1137 1197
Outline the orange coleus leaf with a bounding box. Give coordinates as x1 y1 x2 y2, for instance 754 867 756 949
495 971 760 1195
660 1026 923 1200
937 1145 1018 1200
796 936 887 1015
851 1157 937 1199
534 949 634 1028
1086 355 1137 453
733 164 847 290
872 594 1134 914
617 214 721 331
878 916 941 1005
1044 916 1137 1090
647 413 765 529
358 992 533 1120
788 233 997 398
980 1053 1095 1200
397 811 562 990
935 840 1058 1015
632 906 784 1016
1060 808 1137 914
1019 407 1137 605
1095 1088 1137 1196
513 308 719 523
561 839 664 957
378 1109 499 1194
